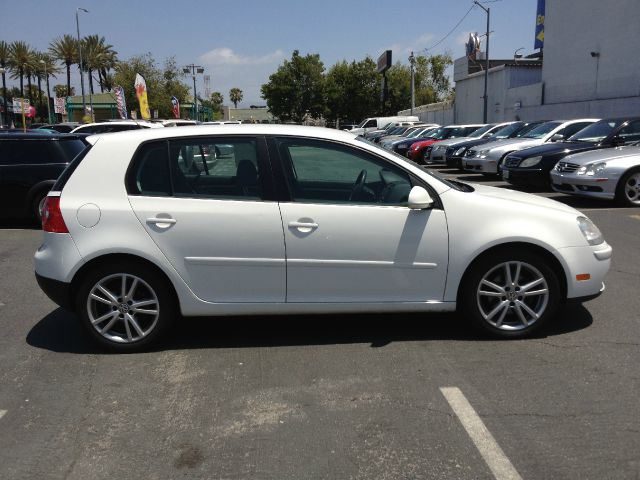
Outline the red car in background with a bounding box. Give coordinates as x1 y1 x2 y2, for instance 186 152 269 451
407 124 484 163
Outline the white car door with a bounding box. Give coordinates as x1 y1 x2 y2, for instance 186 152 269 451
273 137 449 303
128 136 285 303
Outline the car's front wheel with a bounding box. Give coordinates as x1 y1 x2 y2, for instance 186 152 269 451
460 250 561 338
615 168 640 207
76 262 176 351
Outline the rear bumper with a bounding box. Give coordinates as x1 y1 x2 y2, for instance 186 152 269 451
36 272 72 310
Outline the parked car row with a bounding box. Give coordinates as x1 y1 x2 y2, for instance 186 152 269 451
366 116 640 207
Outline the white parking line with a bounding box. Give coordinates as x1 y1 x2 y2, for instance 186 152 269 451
0 410 6 420
440 387 522 480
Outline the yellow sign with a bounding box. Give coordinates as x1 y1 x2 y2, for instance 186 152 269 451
134 73 151 120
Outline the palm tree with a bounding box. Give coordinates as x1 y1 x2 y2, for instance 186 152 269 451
229 87 243 108
82 35 117 94
34 52 59 118
7 41 32 98
0 41 8 125
49 35 78 96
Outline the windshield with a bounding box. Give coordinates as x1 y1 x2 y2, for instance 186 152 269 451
468 124 494 137
490 122 523 138
568 119 625 142
356 119 369 128
521 121 561 139
427 127 455 139
405 127 424 138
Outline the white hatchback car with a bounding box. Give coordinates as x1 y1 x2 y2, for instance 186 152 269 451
35 125 611 351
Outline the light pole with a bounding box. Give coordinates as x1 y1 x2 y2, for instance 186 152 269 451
39 60 52 124
409 51 416 115
0 66 7 127
76 7 89 119
183 64 204 121
474 0 490 123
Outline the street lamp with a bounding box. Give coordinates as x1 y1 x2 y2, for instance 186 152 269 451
409 51 416 115
0 66 7 127
39 60 52 124
183 64 204 121
474 0 490 123
76 7 89 119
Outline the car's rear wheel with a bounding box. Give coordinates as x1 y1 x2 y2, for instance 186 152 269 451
460 250 561 338
615 168 640 207
76 263 176 351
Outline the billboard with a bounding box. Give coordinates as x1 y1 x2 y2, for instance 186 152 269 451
377 50 392 74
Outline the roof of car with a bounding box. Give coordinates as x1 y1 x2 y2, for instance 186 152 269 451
0 132 86 140
85 124 359 146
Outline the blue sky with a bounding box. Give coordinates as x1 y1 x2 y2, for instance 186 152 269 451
4 0 538 107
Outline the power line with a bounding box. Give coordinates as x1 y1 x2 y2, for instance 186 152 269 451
424 3 476 53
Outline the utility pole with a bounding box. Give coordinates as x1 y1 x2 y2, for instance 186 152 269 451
474 0 490 123
40 60 52 123
76 7 89 119
183 64 204 121
409 51 416 115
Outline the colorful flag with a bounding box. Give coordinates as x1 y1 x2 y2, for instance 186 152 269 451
534 0 545 49
134 74 151 120
113 86 128 119
171 96 180 119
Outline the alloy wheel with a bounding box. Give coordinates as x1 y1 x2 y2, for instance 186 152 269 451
623 172 640 205
86 273 160 343
476 261 549 331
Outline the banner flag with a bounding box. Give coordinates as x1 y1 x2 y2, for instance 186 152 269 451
171 96 180 119
134 74 151 120
113 86 128 119
534 0 545 49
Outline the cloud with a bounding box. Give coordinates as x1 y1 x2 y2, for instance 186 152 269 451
378 33 436 59
199 48 285 66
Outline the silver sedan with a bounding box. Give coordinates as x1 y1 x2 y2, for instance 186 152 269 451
550 145 640 207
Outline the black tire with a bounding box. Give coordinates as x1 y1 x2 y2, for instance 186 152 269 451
460 249 562 338
31 190 48 220
75 261 177 352
615 167 640 207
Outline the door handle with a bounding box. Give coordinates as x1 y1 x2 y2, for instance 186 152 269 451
146 217 177 226
288 221 318 231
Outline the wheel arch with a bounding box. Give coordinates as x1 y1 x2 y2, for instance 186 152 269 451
70 253 181 311
455 241 568 306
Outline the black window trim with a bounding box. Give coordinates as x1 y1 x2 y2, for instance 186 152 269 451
266 135 443 210
125 134 277 202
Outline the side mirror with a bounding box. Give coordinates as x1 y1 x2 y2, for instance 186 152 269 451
550 133 564 142
407 186 434 209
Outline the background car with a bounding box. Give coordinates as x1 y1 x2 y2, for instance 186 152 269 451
71 120 163 134
464 119 599 175
444 121 546 170
501 117 640 188
35 125 611 351
37 123 79 133
407 124 485 163
0 132 88 219
550 144 640 206
380 126 440 156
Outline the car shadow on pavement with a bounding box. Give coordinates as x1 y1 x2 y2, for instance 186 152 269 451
27 303 593 354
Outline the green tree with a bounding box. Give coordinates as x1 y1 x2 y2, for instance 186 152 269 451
325 57 380 125
54 84 75 97
113 53 190 119
81 35 117 94
8 41 32 98
385 62 411 114
261 50 325 123
414 53 454 105
229 87 243 108
49 35 78 96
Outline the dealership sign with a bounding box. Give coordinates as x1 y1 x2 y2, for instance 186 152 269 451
377 50 392 74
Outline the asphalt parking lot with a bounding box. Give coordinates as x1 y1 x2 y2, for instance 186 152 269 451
1 170 639 480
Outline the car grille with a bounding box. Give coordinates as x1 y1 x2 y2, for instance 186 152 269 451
556 162 580 173
504 156 521 167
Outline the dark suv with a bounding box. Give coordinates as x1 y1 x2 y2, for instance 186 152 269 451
0 133 88 219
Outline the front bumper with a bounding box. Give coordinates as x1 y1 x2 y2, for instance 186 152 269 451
501 167 550 187
558 241 612 300
463 157 498 173
550 171 616 200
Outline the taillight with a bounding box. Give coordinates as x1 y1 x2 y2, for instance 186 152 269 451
41 196 69 233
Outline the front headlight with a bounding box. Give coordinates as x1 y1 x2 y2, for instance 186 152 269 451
454 146 467 156
478 149 490 158
577 216 604 245
519 155 542 168
577 162 607 176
